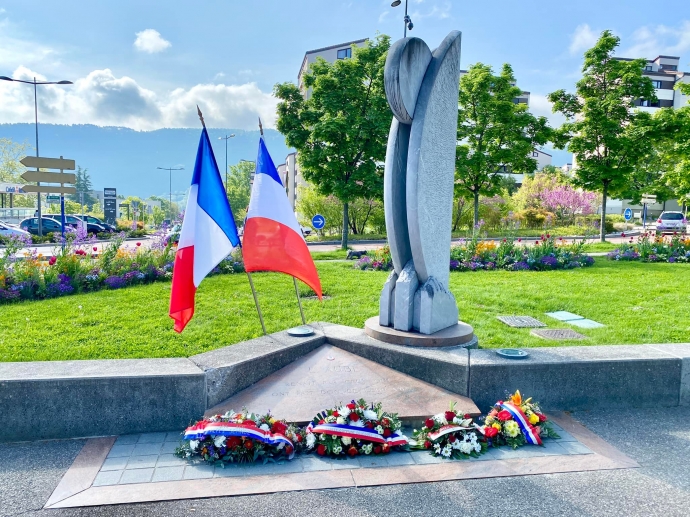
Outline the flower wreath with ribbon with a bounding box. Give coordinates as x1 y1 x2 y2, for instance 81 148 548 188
410 401 487 459
305 399 408 457
481 390 560 449
175 409 304 464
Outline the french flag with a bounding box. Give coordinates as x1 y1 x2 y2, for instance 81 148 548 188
169 127 240 333
242 137 322 300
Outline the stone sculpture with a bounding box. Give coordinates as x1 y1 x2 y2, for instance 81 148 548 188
379 31 462 335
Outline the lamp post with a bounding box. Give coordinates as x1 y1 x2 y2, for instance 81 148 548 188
157 166 184 220
391 0 413 38
0 75 72 236
218 134 236 190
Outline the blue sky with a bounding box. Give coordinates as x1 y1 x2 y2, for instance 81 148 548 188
1 0 689 135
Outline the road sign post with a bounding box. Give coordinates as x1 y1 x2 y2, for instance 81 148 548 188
104 188 117 226
312 214 326 231
624 208 632 221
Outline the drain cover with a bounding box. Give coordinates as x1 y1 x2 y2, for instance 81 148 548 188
287 326 315 337
496 348 529 359
531 328 586 340
497 316 547 328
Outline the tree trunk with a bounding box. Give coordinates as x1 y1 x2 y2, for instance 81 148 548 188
600 183 608 242
341 202 349 250
473 191 480 231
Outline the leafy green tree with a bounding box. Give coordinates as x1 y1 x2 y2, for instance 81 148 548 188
274 35 391 249
225 160 254 227
295 185 344 236
548 30 657 241
151 205 166 226
0 138 31 183
455 63 552 227
70 167 97 206
148 195 180 220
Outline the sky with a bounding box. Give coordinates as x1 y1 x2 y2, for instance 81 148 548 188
1 0 690 134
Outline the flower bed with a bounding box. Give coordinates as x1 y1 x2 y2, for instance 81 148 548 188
0 228 244 304
607 233 690 263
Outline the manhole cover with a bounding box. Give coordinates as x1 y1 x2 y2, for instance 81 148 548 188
531 328 587 340
496 348 529 359
287 326 315 337
497 316 547 328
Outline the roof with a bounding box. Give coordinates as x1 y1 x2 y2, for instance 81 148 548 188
298 38 368 81
654 55 681 60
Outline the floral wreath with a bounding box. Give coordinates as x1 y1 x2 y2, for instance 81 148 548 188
481 390 559 448
175 409 304 464
411 402 487 459
305 399 408 457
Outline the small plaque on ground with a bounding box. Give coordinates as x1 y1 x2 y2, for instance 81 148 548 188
567 319 605 329
496 316 546 328
545 311 584 322
531 328 587 340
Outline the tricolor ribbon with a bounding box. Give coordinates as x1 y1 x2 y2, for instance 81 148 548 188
306 423 408 447
500 402 542 445
183 421 295 459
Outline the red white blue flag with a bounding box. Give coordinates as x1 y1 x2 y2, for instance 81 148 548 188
169 127 240 332
242 137 322 299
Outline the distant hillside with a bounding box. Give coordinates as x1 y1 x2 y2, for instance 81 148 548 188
0 124 291 200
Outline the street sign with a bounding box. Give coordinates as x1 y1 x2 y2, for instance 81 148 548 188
624 208 633 221
312 214 326 230
20 156 75 170
642 194 657 204
20 171 76 184
21 185 76 195
46 195 60 203
104 187 117 198
104 198 117 225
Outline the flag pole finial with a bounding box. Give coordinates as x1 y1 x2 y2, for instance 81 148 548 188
258 117 264 137
197 105 206 128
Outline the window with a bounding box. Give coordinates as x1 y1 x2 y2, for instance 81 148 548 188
661 64 677 71
644 65 653 71
532 151 539 157
651 80 662 88
336 48 352 59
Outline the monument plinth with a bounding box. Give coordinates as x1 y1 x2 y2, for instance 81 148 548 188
364 317 476 348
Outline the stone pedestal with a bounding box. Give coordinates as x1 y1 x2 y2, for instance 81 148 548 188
364 317 476 349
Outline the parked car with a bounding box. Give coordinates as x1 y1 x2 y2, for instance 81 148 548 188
0 221 31 239
44 214 105 235
19 217 64 235
656 211 687 235
75 215 117 232
164 224 181 245
301 226 312 236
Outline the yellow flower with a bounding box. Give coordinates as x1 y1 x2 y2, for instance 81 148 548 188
528 413 540 425
492 423 501 431
510 390 522 406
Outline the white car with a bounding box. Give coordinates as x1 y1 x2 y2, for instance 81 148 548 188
656 211 687 235
0 221 31 238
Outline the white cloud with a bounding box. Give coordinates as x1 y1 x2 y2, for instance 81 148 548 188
569 24 599 56
528 93 566 128
410 1 451 20
624 21 690 58
133 29 171 54
378 11 389 23
0 66 278 130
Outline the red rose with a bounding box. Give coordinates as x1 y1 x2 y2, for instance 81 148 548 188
464 413 471 419
349 413 359 422
382 418 390 427
424 418 435 429
538 413 547 422
448 434 456 443
518 238 522 243
316 444 326 456
373 446 382 455
332 411 339 417
383 428 392 437
285 445 293 455
424 440 432 449
348 446 358 457
445 411 456 422
136 242 141 247
347 403 356 410
497 410 512 422
93 246 98 251
244 440 253 450
365 421 374 429
48 257 56 266
319 419 326 425
541 234 545 240
382 443 391 454
484 427 498 438
227 437 241 448
296 434 303 442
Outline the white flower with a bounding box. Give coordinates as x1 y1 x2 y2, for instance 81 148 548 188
451 439 462 450
336 417 346 425
213 435 226 448
375 425 384 435
433 443 441 453
460 441 473 455
277 442 285 450
342 436 352 446
189 440 199 451
306 433 316 449
338 406 351 418
327 415 337 423
260 424 270 431
442 444 452 458
349 418 365 428
362 443 373 455
320 433 327 440
433 413 447 425
453 416 461 424
363 409 378 421
474 443 481 453
333 445 343 454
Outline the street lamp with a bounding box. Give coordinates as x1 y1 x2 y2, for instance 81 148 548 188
157 166 185 220
391 0 413 38
218 134 236 189
0 75 73 236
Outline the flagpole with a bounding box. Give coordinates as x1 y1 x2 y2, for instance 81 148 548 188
293 277 306 325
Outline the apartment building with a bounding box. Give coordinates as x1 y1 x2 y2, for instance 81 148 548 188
617 55 690 111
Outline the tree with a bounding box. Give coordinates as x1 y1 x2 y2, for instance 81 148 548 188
548 30 657 241
455 63 552 228
225 160 254 227
0 138 31 183
274 35 391 249
149 195 180 221
71 167 97 206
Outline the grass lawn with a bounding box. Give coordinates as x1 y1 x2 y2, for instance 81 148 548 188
1 259 688 362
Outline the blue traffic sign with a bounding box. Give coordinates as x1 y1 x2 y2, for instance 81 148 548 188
311 214 326 230
624 208 633 221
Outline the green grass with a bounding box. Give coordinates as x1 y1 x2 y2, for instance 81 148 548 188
1 259 688 362
581 242 621 253
310 250 349 260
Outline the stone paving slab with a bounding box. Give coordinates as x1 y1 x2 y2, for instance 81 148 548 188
546 311 585 322
567 319 605 329
496 316 547 328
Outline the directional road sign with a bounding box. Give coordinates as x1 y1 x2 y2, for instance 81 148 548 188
624 208 633 221
21 185 77 195
46 195 61 203
312 214 326 230
21 171 76 184
20 156 75 170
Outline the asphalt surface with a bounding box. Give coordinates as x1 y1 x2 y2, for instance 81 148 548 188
1 407 688 517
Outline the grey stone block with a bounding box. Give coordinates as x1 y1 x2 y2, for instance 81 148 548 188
92 470 123 487
152 466 185 482
469 345 683 412
183 464 214 480
648 344 690 406
190 328 326 408
119 468 154 484
381 452 416 466
358 456 389 468
131 443 163 457
394 260 418 331
115 435 140 446
558 441 593 455
413 277 459 334
165 431 183 443
156 454 187 468
137 432 167 444
107 445 134 458
126 455 159 469
411 451 444 464
300 456 333 472
0 358 206 442
214 465 247 477
100 456 128 471
160 442 180 454
319 322 469 396
379 270 398 327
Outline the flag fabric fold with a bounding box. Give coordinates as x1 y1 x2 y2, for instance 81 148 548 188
169 127 240 332
243 137 322 299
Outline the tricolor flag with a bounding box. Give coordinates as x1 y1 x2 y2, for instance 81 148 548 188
169 127 240 332
242 137 322 300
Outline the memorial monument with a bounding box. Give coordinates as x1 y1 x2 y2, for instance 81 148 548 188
365 31 476 346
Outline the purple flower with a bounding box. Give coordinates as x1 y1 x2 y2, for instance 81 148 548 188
449 260 460 270
105 276 126 289
512 261 530 271
669 257 676 263
540 256 558 268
